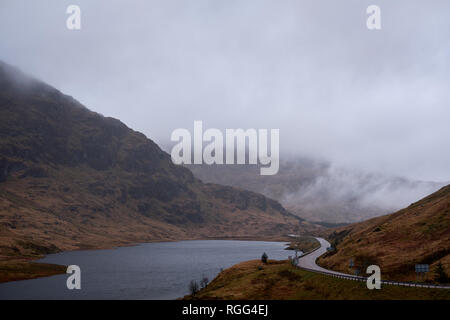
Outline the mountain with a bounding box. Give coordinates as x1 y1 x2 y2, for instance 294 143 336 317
318 185 450 282
0 61 320 261
186 161 444 223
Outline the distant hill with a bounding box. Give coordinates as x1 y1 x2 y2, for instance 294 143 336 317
0 61 320 261
186 161 444 223
318 185 450 282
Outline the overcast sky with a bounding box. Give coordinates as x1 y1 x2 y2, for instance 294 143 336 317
1 0 449 182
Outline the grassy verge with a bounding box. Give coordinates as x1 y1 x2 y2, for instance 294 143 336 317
184 260 450 300
286 236 320 254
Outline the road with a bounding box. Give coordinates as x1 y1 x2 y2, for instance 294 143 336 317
297 237 352 277
296 237 450 289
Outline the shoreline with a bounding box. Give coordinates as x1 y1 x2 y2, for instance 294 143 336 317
0 235 293 284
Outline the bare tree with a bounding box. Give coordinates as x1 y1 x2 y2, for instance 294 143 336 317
189 280 199 295
200 275 209 289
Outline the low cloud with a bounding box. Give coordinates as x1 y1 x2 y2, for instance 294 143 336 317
282 163 445 223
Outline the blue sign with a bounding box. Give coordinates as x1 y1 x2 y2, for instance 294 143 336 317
415 264 429 273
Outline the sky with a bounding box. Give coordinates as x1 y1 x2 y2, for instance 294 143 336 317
0 0 449 182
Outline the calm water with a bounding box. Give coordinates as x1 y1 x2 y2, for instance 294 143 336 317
0 240 292 299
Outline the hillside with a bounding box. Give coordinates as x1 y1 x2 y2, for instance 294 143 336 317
318 185 450 282
0 61 321 269
184 260 450 300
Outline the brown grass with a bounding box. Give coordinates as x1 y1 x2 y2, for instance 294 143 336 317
184 260 450 300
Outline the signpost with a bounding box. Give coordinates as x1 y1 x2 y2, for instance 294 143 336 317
415 264 429 282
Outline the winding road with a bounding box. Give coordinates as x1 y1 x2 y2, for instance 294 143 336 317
297 237 350 277
296 237 450 290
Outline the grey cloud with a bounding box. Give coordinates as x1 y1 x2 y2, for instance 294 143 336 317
0 0 449 182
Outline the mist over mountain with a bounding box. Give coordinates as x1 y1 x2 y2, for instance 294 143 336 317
281 163 445 223
184 157 445 223
3 0 450 184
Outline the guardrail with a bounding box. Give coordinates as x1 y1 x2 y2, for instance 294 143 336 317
295 265 450 290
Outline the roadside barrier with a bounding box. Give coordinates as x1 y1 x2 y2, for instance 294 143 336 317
295 265 450 290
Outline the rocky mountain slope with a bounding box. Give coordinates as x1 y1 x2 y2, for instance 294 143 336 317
0 61 320 261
